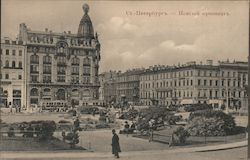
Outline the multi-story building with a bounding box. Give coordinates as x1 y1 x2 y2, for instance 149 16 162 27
18 4 101 110
0 37 26 110
99 71 120 106
116 69 144 106
140 60 248 110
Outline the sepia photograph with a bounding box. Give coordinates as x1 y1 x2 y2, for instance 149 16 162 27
0 0 249 159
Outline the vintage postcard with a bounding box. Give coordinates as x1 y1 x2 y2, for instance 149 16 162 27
0 0 249 160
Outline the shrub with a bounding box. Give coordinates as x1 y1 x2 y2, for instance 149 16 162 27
186 110 236 136
171 127 190 145
7 127 15 137
37 121 56 140
119 109 139 120
58 120 71 124
65 132 80 148
64 118 81 148
184 104 212 112
136 107 176 131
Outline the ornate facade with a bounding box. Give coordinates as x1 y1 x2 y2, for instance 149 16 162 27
18 4 101 110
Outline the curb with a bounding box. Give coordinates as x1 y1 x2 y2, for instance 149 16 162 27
192 140 247 152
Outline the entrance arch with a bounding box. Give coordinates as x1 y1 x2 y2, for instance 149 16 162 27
57 89 66 100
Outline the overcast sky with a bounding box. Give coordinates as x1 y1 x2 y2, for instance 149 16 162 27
1 0 249 72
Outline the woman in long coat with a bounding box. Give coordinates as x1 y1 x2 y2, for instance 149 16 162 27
112 129 121 158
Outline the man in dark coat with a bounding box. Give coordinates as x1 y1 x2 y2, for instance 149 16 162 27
111 129 121 158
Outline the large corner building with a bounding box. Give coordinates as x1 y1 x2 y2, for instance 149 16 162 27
17 4 101 110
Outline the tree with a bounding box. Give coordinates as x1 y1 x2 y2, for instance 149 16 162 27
186 110 236 136
65 118 81 148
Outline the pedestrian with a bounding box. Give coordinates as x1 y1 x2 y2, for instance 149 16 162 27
111 129 121 158
148 119 154 142
124 121 130 136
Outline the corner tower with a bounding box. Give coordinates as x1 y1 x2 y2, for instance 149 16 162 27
77 4 94 39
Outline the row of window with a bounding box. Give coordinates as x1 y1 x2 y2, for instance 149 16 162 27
30 75 91 83
3 60 22 68
141 79 193 89
30 55 91 65
117 83 139 89
141 78 247 89
0 89 21 97
141 70 247 81
140 90 246 99
30 64 91 75
1 49 23 56
0 74 22 80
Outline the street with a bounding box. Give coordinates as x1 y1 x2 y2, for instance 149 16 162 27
1 147 247 160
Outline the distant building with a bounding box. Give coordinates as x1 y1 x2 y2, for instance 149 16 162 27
116 69 144 106
139 60 248 110
99 71 120 106
0 37 26 110
18 4 101 110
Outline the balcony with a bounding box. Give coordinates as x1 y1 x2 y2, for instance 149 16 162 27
13 94 21 98
43 61 52 65
30 81 39 84
0 93 8 97
43 80 52 83
71 62 79 66
57 62 67 66
4 66 23 70
71 81 80 84
57 71 66 75
30 60 39 64
43 71 51 74
83 63 91 66
83 73 90 76
57 80 65 83
30 70 39 74
71 72 79 75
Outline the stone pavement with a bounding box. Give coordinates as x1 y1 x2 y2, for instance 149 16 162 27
1 140 247 160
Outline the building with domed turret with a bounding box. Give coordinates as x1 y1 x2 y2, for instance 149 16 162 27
18 4 101 111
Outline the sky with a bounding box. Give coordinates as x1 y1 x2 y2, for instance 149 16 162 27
1 0 249 72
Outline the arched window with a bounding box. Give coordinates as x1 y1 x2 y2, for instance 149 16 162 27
30 55 39 63
5 60 9 67
72 57 79 65
18 61 22 68
72 89 79 97
83 57 90 65
57 89 65 100
30 88 39 96
43 55 51 64
82 89 90 97
44 88 51 92
12 61 16 68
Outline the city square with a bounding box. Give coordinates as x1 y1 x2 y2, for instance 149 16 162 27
1 1 249 160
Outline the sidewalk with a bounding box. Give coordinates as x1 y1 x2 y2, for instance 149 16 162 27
0 140 247 160
192 140 247 152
